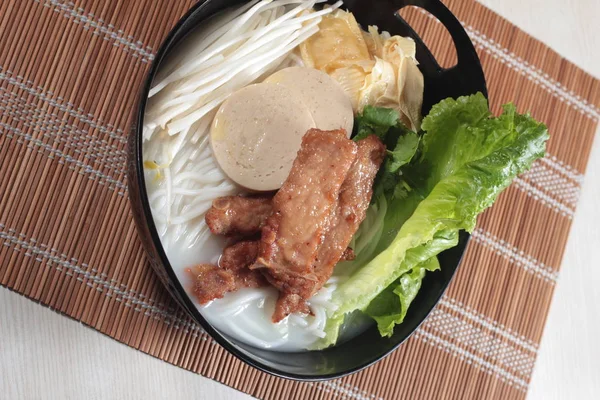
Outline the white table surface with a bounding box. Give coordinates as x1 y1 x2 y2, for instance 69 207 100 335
1 1 599 399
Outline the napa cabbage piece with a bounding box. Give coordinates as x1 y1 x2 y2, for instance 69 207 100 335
315 93 549 349
359 58 399 111
362 25 390 58
299 9 371 73
300 10 424 130
329 63 373 111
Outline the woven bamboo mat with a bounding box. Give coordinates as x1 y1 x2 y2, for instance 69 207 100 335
0 0 598 399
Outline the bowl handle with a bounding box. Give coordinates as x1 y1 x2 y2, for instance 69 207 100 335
393 0 488 97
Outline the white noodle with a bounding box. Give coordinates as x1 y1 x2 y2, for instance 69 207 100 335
166 93 231 134
190 112 217 144
148 54 225 100
162 19 319 110
164 167 172 223
145 0 335 135
149 0 263 94
289 315 309 328
225 321 289 349
170 3 318 94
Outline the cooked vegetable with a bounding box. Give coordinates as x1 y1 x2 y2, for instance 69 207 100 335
315 92 549 348
301 10 424 129
299 9 371 73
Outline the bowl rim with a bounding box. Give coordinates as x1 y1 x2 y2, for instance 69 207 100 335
129 0 476 381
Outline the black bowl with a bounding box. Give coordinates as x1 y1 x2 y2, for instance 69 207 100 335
128 0 487 380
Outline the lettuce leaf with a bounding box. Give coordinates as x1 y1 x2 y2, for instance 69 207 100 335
318 93 548 347
366 256 440 337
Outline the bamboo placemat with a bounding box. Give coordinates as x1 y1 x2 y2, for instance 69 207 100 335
0 0 598 399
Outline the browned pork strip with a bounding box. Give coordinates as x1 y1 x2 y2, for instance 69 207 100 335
188 241 266 305
205 195 273 237
313 135 386 283
270 135 385 321
341 247 355 261
220 241 266 288
197 132 383 320
209 197 356 262
190 240 354 310
253 129 358 280
187 264 236 304
271 284 312 322
220 240 259 270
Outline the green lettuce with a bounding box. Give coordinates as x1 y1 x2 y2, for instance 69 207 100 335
366 256 440 337
317 93 548 348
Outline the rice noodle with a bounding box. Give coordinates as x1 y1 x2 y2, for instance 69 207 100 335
145 0 341 139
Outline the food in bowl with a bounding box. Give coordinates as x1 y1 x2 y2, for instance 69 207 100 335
142 0 549 352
